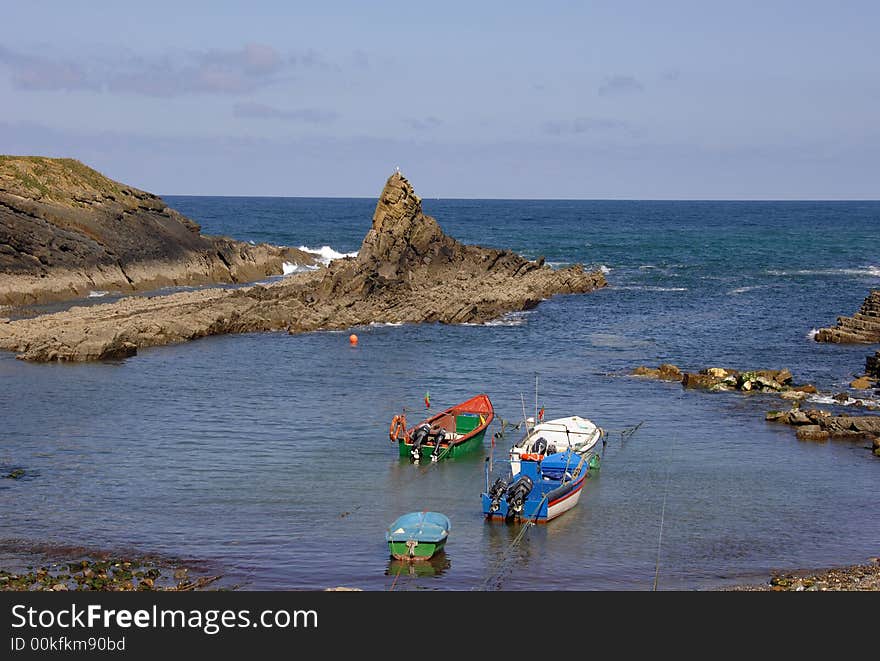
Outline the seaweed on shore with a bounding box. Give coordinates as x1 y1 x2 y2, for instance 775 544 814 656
0 541 225 591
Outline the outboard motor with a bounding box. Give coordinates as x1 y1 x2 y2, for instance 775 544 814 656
410 423 431 462
487 478 508 513
505 474 534 518
532 436 548 455
430 429 447 462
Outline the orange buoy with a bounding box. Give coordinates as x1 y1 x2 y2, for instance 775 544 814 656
349 334 358 345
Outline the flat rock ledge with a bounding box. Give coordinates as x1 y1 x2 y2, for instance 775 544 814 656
765 408 880 456
814 290 880 343
0 172 606 362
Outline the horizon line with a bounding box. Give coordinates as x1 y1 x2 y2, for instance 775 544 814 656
162 193 880 203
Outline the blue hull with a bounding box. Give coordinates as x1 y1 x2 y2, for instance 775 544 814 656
481 450 590 523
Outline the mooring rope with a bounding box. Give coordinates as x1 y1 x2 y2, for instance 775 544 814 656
653 434 675 591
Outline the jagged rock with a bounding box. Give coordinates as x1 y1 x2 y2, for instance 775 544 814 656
815 290 880 343
788 410 812 425
705 367 729 378
682 373 723 389
632 363 681 381
867 351 880 379
0 172 606 362
0 156 316 306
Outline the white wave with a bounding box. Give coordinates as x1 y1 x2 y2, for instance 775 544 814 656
806 328 819 340
615 286 688 292
463 311 531 327
639 265 656 270
598 264 611 274
729 285 768 295
282 262 319 275
369 321 403 327
545 261 567 269
766 266 880 278
806 394 874 407
298 245 358 265
88 290 109 298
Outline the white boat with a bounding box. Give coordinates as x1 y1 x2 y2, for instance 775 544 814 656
509 415 602 476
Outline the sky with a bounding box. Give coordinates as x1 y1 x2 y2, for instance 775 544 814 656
1 1 878 199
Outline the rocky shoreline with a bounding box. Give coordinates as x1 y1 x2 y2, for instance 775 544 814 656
729 557 880 591
0 541 223 592
0 156 317 307
632 363 880 457
0 171 606 362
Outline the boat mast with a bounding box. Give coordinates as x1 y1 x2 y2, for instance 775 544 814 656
534 373 539 423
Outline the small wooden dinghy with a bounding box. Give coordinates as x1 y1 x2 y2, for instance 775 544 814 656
386 511 451 561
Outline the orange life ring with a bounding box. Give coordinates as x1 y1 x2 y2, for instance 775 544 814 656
389 414 408 442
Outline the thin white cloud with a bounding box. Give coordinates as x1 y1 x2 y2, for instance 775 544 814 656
233 102 338 123
598 75 645 96
404 116 443 131
543 117 631 136
0 43 342 97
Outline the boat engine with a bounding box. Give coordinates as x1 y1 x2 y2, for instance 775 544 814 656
410 423 431 461
487 478 508 513
532 436 549 455
505 475 534 516
430 428 447 462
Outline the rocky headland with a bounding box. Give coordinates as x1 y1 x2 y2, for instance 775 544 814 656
0 170 606 361
0 156 317 307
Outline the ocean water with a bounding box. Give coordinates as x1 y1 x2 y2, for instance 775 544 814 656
2 197 879 590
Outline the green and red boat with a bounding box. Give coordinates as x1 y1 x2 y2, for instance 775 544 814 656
389 393 494 462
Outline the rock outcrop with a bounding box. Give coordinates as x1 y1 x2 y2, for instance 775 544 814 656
814 290 880 343
766 407 880 454
0 156 316 306
632 364 816 394
0 172 606 362
866 352 880 379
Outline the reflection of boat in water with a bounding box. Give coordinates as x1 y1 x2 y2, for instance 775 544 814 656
389 394 494 463
386 553 451 579
509 416 602 475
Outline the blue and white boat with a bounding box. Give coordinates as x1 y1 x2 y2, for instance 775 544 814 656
385 511 451 560
481 449 596 523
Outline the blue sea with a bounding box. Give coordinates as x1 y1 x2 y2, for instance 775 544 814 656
2 196 879 590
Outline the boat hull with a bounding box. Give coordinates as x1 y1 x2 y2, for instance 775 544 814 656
398 428 487 459
481 472 586 523
387 539 447 561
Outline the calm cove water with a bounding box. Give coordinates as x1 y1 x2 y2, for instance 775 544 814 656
2 196 879 590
